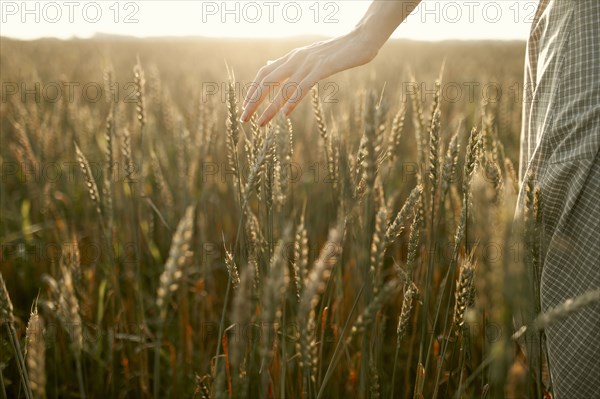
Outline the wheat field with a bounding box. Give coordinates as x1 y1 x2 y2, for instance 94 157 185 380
1 37 548 398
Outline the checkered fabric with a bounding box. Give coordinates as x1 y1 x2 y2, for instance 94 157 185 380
518 1 600 397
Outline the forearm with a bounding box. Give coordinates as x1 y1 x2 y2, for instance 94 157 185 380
354 0 422 50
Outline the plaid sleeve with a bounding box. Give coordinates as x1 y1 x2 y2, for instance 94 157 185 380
519 1 600 397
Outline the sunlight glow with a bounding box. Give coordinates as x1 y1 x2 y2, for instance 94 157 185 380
0 1 534 41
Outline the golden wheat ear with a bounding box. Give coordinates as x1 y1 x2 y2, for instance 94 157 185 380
25 304 46 399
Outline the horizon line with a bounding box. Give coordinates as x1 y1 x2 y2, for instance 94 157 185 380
1 33 527 43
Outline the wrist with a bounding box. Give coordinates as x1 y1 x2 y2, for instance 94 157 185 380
349 22 385 62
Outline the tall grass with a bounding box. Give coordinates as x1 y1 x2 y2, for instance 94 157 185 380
2 38 600 399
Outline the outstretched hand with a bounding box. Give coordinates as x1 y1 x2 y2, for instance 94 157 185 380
240 29 379 127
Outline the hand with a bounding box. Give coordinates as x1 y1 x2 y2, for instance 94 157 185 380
240 29 380 127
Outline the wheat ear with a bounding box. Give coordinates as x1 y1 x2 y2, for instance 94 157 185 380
25 305 46 399
154 205 195 396
74 142 103 221
0 273 34 399
347 279 402 344
453 259 476 330
385 184 423 247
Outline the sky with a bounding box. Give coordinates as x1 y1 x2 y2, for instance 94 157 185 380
0 1 535 41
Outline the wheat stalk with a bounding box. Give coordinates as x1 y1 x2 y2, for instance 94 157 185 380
25 306 46 399
534 289 600 330
269 130 284 209
347 278 401 344
0 273 14 327
454 127 481 246
57 257 83 355
409 76 426 181
354 134 367 186
223 239 241 290
54 254 86 399
369 359 380 399
0 273 33 399
504 157 519 194
514 289 600 340
370 205 388 295
385 184 423 247
387 104 406 166
298 226 342 386
453 259 476 330
156 206 195 320
55 249 86 399
441 131 459 202
362 92 378 196
134 59 146 128
374 95 387 163
311 87 327 143
103 65 116 104
286 117 294 162
293 213 309 302
406 200 424 273
463 127 481 196
12 120 38 170
397 282 418 341
230 265 254 375
249 115 263 199
260 228 291 392
243 207 265 290
150 147 174 210
487 159 504 208
428 97 441 204
243 129 274 204
121 127 135 184
391 281 418 398
103 110 115 234
74 142 103 221
154 205 195 396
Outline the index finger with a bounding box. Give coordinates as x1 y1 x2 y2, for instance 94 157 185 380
242 56 287 110
242 65 270 110
240 66 292 123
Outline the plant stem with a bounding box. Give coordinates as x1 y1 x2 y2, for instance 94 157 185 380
0 366 6 399
317 284 364 399
7 324 33 399
75 355 86 399
390 338 401 399
153 326 163 397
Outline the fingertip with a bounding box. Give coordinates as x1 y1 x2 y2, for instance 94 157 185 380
258 114 269 127
242 89 255 110
242 97 250 109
